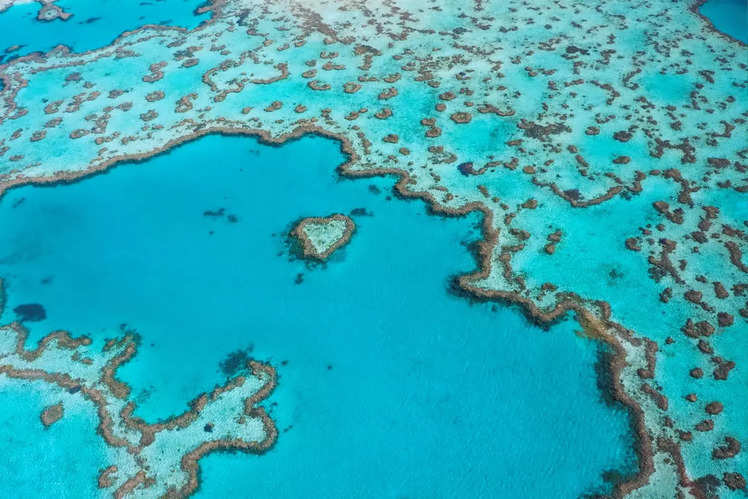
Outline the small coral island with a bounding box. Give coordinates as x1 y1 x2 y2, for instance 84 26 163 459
291 214 355 261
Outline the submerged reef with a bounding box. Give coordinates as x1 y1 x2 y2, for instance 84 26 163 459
13 303 46 322
291 213 355 261
0 290 277 497
0 0 746 495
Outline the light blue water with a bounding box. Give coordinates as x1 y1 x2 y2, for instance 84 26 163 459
0 134 636 497
0 380 105 497
699 0 748 43
0 0 209 62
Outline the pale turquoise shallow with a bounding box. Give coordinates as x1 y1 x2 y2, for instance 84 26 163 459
0 133 635 497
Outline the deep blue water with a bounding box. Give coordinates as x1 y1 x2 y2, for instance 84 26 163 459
0 0 209 62
0 133 636 497
699 0 748 43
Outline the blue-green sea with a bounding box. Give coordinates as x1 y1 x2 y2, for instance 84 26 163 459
0 133 636 497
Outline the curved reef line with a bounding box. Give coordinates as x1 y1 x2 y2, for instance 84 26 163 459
0 0 744 211
0 125 657 496
689 0 747 48
0 285 278 498
0 0 225 121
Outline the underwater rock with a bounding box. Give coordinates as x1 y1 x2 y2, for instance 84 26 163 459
13 304 46 322
458 162 475 176
705 401 723 415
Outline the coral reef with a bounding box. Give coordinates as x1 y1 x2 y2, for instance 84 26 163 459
291 213 355 261
0 302 276 497
0 0 745 495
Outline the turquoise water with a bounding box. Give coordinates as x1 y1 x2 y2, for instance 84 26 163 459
0 380 105 497
0 0 209 61
699 0 748 43
0 133 636 497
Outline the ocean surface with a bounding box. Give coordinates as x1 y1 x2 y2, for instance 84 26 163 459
0 0 744 496
0 133 635 497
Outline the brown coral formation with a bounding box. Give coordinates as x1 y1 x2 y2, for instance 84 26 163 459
40 402 64 427
712 437 741 459
291 213 356 261
450 112 472 124
145 91 165 103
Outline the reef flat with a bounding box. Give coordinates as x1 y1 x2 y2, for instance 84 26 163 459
0 300 277 497
0 0 746 496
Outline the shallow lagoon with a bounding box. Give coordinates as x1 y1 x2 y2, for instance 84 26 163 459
0 379 105 498
0 133 636 496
